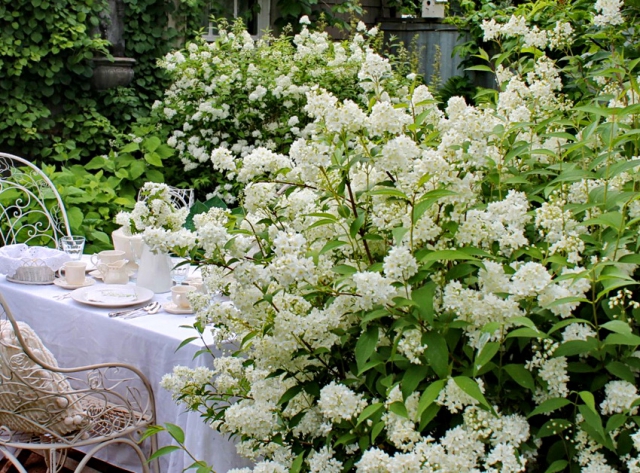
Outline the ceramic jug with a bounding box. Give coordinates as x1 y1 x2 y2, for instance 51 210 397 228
136 243 173 293
97 259 129 285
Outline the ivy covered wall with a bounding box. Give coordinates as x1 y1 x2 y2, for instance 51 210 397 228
0 0 204 164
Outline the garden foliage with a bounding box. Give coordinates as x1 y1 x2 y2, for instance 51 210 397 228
155 1 640 471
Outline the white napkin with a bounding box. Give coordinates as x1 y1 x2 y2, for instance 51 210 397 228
85 289 137 303
0 244 70 277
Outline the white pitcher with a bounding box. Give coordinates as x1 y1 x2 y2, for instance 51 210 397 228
136 243 173 293
97 259 130 285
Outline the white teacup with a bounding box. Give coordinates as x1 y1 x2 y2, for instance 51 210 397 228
91 250 126 269
59 261 87 285
171 285 196 309
186 277 207 294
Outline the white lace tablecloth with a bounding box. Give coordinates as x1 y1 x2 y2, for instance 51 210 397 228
0 261 252 473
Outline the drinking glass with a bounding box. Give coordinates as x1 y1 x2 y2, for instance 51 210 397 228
171 259 190 286
60 236 85 261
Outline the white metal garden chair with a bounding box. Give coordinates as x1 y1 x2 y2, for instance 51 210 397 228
0 152 72 249
0 290 159 472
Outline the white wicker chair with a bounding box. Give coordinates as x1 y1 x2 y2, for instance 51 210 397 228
0 290 159 473
0 153 72 249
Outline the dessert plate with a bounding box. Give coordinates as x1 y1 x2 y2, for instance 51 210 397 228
71 285 153 308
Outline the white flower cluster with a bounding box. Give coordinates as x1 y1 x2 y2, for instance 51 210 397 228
594 0 624 26
318 382 368 423
116 182 189 235
357 406 529 472
456 191 531 256
482 15 573 49
600 380 639 415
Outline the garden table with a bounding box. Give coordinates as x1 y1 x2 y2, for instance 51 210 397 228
0 262 252 473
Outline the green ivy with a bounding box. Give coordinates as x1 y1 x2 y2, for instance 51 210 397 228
0 0 116 161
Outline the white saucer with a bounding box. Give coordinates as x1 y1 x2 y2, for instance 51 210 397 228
163 302 193 315
53 277 96 290
88 269 134 280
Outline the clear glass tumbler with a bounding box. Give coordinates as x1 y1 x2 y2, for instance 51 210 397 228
60 236 85 261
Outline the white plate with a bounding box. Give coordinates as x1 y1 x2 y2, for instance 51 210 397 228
163 302 193 315
88 269 135 280
71 285 154 308
53 277 96 290
6 275 54 285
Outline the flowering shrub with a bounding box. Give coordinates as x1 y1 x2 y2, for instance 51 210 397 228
157 2 640 472
150 18 413 204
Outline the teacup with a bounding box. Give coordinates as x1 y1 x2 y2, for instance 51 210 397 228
186 277 207 294
58 261 87 285
97 260 129 284
171 285 196 309
91 250 126 269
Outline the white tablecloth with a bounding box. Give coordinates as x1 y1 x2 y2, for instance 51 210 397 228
0 271 252 473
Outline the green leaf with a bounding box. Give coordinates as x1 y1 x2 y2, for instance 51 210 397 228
389 401 408 418
528 398 572 418
604 332 640 346
148 445 181 461
350 212 365 239
319 240 348 255
503 364 536 391
553 338 598 357
578 391 596 413
165 423 185 444
474 342 500 375
423 332 449 378
578 404 613 450
144 151 163 167
332 264 357 275
506 327 545 339
412 281 435 322
278 384 303 406
601 320 633 334
537 418 572 438
453 376 491 410
356 403 384 427
417 379 446 418
371 420 385 443
356 325 379 373
420 250 478 262
545 460 569 473
606 361 636 384
290 453 305 473
143 135 161 152
402 364 429 398
120 142 139 153
368 188 408 199
582 211 623 231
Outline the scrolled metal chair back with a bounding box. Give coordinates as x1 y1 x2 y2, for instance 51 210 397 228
0 152 71 248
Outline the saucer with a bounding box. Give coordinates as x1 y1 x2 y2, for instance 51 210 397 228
163 302 193 315
89 270 134 280
53 277 96 290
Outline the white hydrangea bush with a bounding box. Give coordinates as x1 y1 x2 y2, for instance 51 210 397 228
157 5 640 472
152 18 413 204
